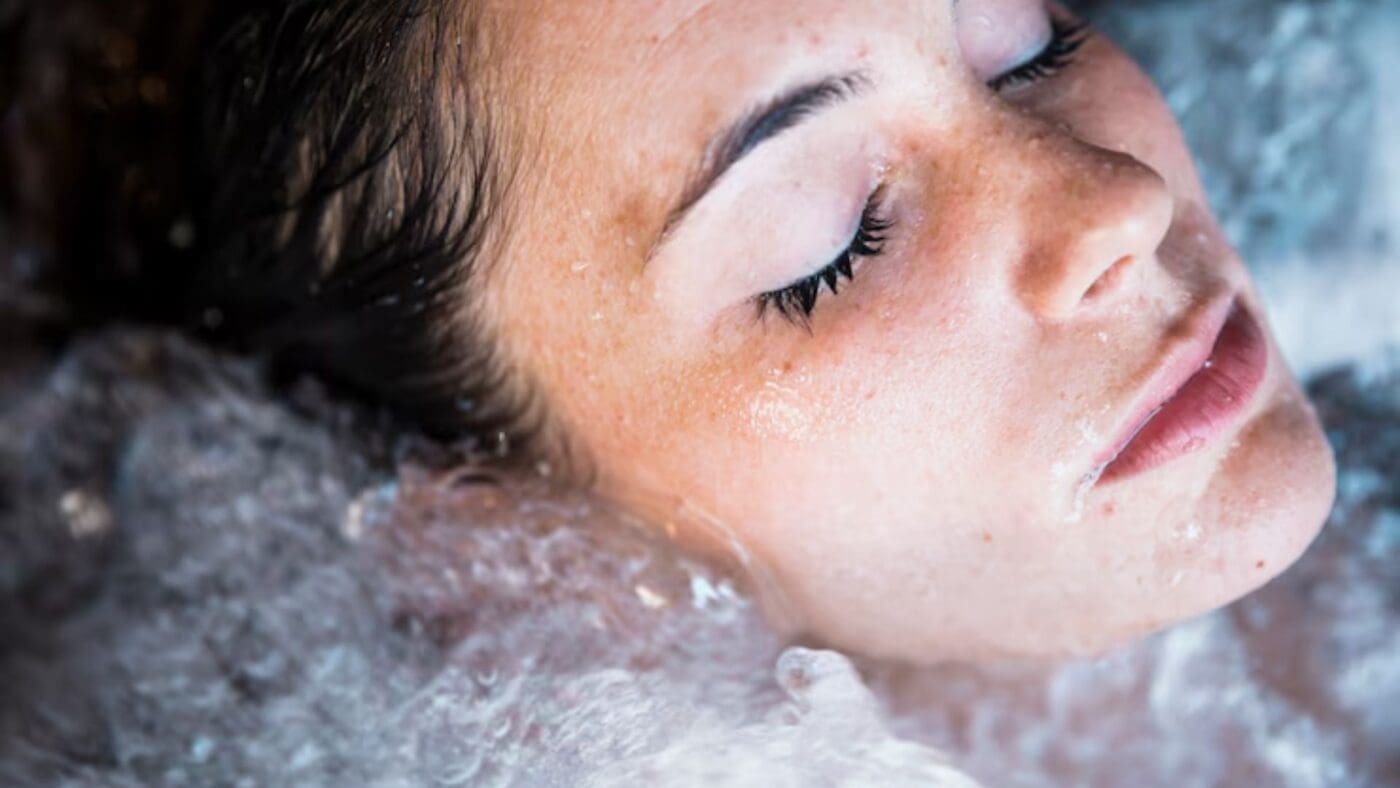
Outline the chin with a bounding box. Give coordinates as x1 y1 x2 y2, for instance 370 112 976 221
1160 355 1336 633
1059 354 1336 662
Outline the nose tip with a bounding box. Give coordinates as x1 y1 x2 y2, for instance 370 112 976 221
1019 148 1174 321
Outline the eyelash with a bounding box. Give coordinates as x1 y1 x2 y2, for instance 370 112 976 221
755 188 892 326
988 18 1090 92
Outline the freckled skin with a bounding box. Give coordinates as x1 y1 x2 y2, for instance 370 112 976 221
473 0 1335 662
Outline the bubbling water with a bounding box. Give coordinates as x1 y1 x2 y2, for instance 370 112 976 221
1 327 1395 786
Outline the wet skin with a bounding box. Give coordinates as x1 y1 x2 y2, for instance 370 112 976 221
468 0 1336 661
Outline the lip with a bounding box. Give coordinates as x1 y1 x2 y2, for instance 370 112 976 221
1094 296 1269 485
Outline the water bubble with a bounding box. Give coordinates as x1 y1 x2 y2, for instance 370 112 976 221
189 736 215 763
58 489 112 538
168 219 196 249
492 431 511 457
634 584 669 609
342 498 366 541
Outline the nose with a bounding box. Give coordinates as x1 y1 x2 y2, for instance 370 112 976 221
1017 141 1174 321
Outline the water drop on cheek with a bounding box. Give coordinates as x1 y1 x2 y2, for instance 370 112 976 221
1065 466 1105 524
1075 418 1100 447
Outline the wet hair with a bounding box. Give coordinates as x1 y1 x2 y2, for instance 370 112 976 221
2 0 540 457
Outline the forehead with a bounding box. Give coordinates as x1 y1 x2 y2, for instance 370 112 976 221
480 0 945 236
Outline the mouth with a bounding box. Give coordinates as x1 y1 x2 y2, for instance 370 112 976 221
1094 297 1269 485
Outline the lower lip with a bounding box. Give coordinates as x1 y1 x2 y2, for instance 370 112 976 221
1099 303 1269 483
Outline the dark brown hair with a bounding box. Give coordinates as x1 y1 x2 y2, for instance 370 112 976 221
2 0 535 454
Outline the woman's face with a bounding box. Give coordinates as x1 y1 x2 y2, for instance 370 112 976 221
477 0 1335 661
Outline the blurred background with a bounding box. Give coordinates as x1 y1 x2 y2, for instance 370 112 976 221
1 1 1396 785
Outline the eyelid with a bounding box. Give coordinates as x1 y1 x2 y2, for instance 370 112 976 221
988 18 1089 91
754 185 893 326
644 96 889 336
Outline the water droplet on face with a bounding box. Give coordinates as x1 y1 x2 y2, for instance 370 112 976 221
570 260 590 273
591 311 604 321
1066 466 1106 524
1076 419 1100 446
1097 331 1109 344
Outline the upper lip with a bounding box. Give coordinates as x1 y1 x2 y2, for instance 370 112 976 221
1091 292 1237 471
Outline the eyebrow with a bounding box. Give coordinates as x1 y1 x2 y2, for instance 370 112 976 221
648 71 871 260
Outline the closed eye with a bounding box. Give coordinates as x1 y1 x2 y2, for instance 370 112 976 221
755 187 892 327
988 18 1089 92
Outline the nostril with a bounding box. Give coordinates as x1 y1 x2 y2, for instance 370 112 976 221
1082 255 1135 303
